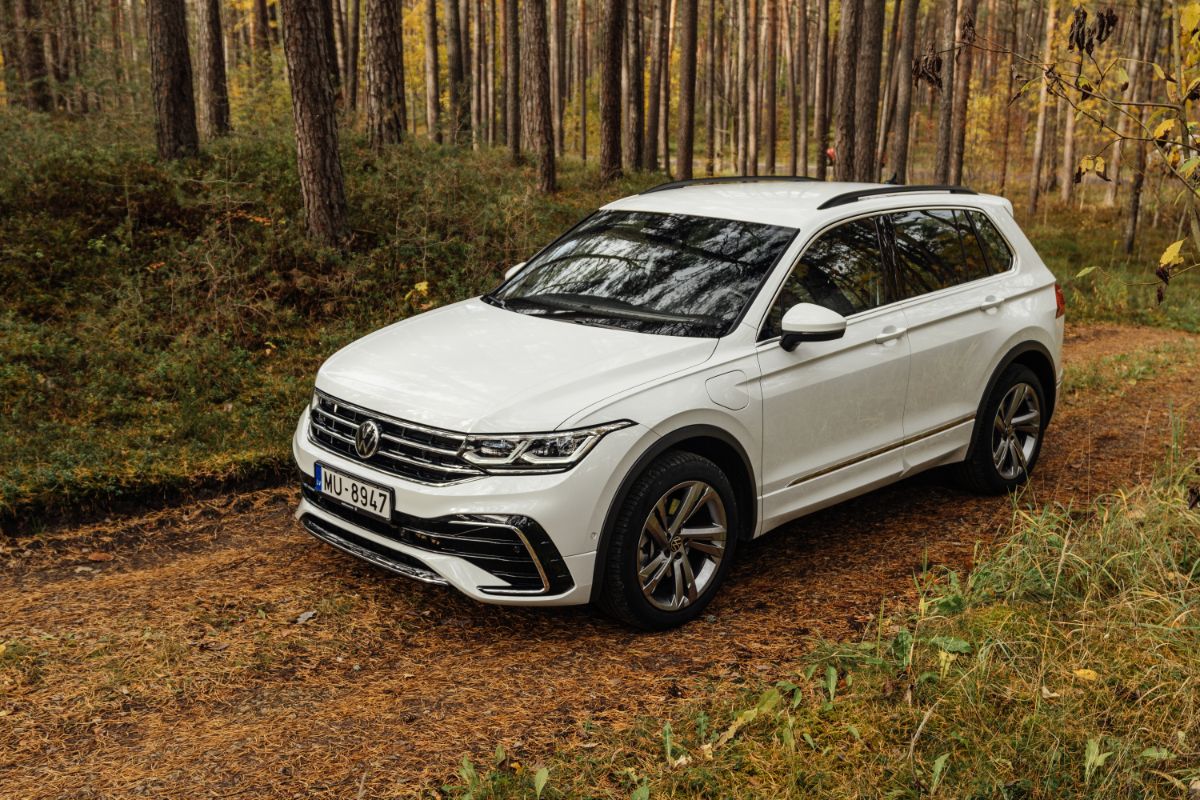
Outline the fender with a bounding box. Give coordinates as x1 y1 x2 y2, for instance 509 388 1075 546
588 424 757 602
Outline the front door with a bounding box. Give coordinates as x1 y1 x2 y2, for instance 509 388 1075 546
756 215 911 531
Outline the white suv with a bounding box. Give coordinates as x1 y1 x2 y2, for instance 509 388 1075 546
292 179 1064 629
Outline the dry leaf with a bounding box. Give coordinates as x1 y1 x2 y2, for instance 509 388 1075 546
295 610 317 624
1073 668 1100 682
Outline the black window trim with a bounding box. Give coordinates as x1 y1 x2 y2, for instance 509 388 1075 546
753 203 1019 345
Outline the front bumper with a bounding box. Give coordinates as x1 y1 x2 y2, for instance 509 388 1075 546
292 408 653 606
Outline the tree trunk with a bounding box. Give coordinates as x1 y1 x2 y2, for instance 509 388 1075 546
746 0 757 174
446 0 468 142
522 0 555 190
852 0 882 181
832 0 857 180
197 0 230 136
812 0 827 179
729 0 739 172
796 0 807 175
598 0 624 181
623 0 642 168
253 0 272 83
1027 0 1056 214
347 0 361 109
365 0 407 148
933 0 956 183
645 0 664 169
549 0 561 153
704 0 715 174
875 0 901 172
0 0 26 106
1059 93 1076 203
659 0 674 174
424 0 441 141
504 0 519 159
948 0 977 185
888 0 917 183
280 0 348 245
577 0 586 161
15 0 52 110
147 0 199 158
319 0 341 92
997 0 1015 193
675 0 696 178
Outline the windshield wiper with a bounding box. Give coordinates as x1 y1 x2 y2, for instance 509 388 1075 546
513 293 721 327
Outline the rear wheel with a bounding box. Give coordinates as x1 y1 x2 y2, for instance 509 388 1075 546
957 364 1046 494
599 451 739 629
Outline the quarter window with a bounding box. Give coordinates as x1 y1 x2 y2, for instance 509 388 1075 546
891 209 991 297
969 210 1015 273
762 217 886 339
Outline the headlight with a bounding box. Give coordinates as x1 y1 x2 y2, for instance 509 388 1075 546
461 421 634 472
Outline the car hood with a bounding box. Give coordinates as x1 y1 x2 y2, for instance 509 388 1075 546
315 298 717 432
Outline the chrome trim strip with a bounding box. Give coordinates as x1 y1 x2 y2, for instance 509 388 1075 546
379 432 462 457
451 518 551 595
301 515 449 585
315 389 469 442
373 447 482 475
786 413 976 487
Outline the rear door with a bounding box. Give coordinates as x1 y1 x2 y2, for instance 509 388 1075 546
884 207 1017 472
756 215 911 530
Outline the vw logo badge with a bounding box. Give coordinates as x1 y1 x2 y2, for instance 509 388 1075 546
355 420 381 459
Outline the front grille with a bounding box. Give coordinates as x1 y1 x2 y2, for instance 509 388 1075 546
308 391 484 485
301 480 574 595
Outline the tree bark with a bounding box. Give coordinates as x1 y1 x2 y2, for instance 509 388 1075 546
577 0 587 161
948 0 978 185
280 0 348 245
319 0 341 92
253 0 272 83
15 0 52 110
504 0 520 159
197 0 230 136
933 0 956 184
365 0 407 148
347 0 361 109
674 0 696 178
645 0 664 169
735 0 747 172
521 0 556 190
0 0 26 106
424 0 441 141
796 0 808 175
888 0 918 183
852 0 882 181
832 0 857 181
1027 0 1055 214
763 0 776 174
704 0 715 174
446 0 469 142
812 0 827 179
147 0 199 158
598 0 624 181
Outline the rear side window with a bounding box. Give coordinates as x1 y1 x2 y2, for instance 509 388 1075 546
890 209 992 297
969 210 1015 273
762 217 887 339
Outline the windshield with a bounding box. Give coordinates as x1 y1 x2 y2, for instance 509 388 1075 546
486 210 798 337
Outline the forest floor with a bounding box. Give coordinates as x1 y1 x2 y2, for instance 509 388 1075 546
2 321 1198 798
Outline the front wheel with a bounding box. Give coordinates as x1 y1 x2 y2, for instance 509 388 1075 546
957 363 1046 494
598 451 739 630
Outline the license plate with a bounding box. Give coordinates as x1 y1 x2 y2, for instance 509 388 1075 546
314 463 393 521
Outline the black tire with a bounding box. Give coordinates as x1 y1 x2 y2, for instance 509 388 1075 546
957 363 1047 495
598 450 740 630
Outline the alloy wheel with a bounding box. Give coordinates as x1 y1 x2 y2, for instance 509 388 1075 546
635 480 728 612
991 382 1041 481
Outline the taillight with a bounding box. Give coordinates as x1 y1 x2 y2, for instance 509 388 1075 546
1054 283 1066 318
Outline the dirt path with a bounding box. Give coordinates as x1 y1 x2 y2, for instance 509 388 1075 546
2 324 1197 799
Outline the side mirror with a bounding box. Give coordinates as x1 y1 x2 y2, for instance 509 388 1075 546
504 261 527 280
780 303 847 351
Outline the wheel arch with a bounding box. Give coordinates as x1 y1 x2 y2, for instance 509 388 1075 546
966 340 1058 462
588 425 757 603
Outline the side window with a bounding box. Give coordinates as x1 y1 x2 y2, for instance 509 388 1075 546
891 209 989 297
969 210 1015 273
762 217 886 339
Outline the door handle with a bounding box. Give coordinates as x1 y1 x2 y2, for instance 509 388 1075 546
874 325 907 344
979 294 1005 312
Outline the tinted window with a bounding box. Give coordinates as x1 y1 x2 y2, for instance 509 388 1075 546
762 217 885 339
490 210 796 337
891 209 990 297
970 210 1014 273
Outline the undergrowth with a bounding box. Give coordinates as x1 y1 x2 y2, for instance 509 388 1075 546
456 433 1200 798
